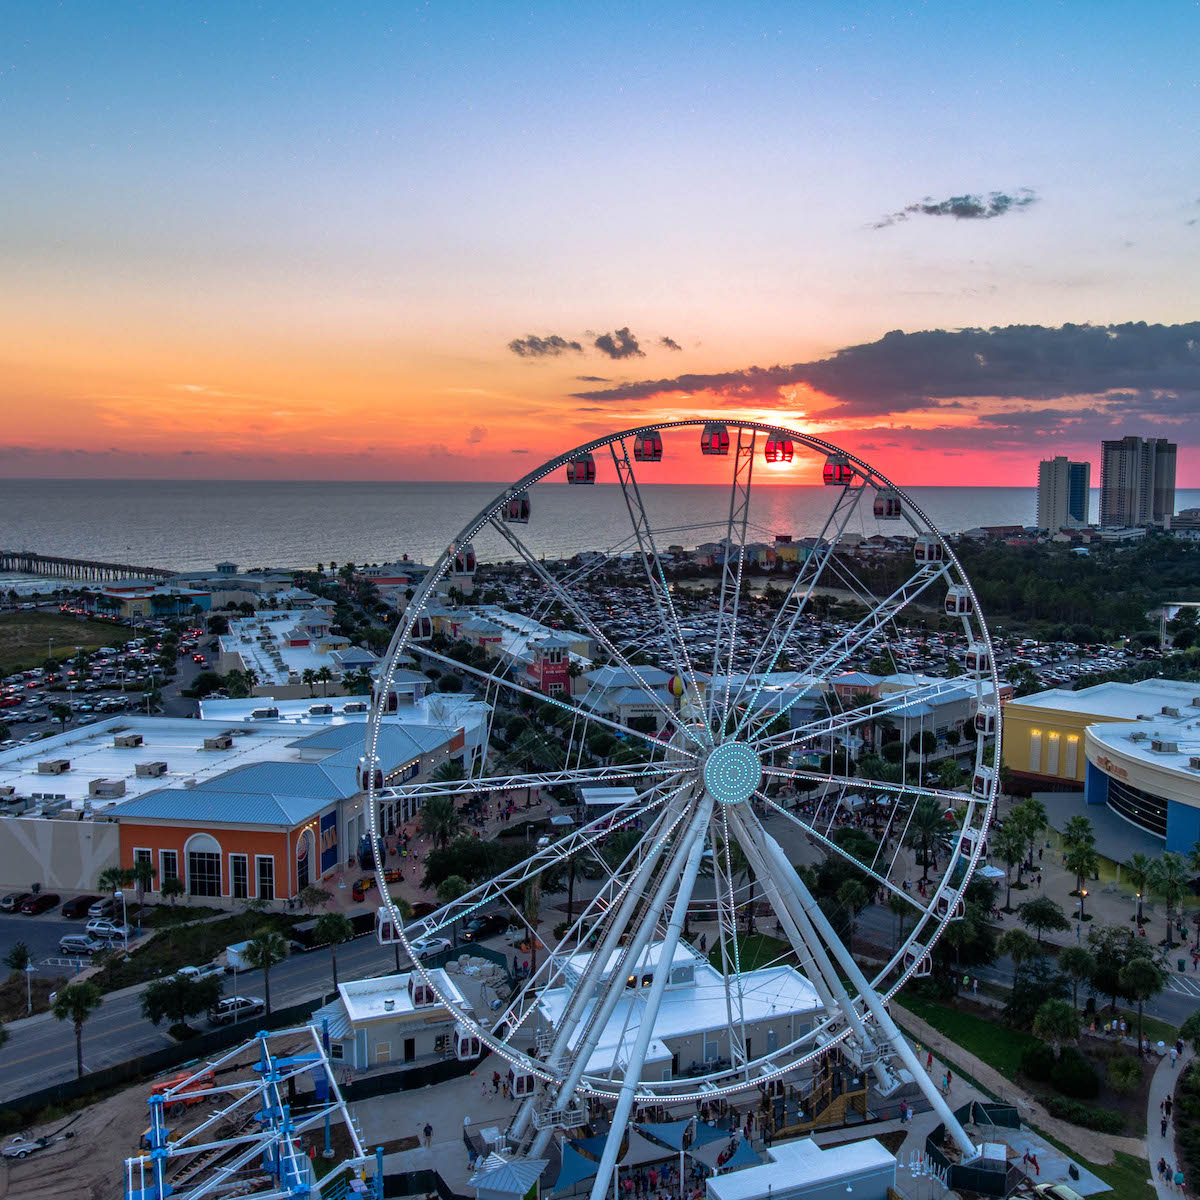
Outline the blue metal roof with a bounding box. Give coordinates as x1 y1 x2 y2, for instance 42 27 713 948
192 760 359 799
291 723 448 761
109 787 329 826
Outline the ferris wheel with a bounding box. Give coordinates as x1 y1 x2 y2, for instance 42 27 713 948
363 420 999 1187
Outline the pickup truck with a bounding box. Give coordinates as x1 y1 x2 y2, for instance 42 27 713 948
174 962 227 981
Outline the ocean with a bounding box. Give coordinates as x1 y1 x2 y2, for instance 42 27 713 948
1 480 1197 578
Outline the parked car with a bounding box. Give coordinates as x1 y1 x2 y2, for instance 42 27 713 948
61 894 103 918
0 892 33 913
87 897 115 919
59 933 109 956
86 917 133 941
175 962 226 981
208 996 266 1026
21 892 61 914
461 913 511 942
410 936 452 960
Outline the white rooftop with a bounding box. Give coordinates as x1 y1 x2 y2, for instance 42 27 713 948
337 969 468 1023
579 786 642 807
471 604 592 667
1011 678 1200 721
199 692 489 737
0 716 317 811
1088 715 1200 779
705 1137 895 1200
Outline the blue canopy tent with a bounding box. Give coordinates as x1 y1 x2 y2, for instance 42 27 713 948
551 1143 601 1193
689 1123 729 1148
721 1139 763 1172
634 1121 692 1152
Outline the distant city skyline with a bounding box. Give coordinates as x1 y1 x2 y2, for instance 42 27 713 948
1 3 1198 484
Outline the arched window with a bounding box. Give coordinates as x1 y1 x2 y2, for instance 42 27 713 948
185 832 222 897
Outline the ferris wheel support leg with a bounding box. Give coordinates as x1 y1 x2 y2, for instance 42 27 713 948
524 796 706 1158
753 824 978 1161
585 807 712 1200
727 809 883 1080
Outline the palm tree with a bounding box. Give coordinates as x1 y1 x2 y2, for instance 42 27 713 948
725 838 759 934
314 912 355 990
1148 852 1190 948
302 668 317 697
836 880 870 956
1063 840 1099 900
993 822 1027 911
1059 946 1095 1011
242 927 288 1014
161 876 185 906
1061 815 1095 851
522 877 543 978
49 701 72 732
997 927 1040 968
431 759 467 784
887 892 910 949
130 858 156 914
1119 957 1166 1053
316 666 333 696
98 865 129 897
419 795 462 849
53 981 103 1078
1013 797 1047 870
903 796 946 884
1125 852 1154 927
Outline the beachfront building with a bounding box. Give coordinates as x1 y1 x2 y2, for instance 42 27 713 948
1100 435 1176 528
217 608 375 697
312 970 474 1071
82 581 212 621
1036 456 1091 531
535 942 822 1082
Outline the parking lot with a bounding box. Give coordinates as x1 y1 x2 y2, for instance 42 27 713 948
0 909 94 973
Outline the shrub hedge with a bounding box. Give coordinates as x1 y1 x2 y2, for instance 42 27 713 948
1039 1095 1124 1133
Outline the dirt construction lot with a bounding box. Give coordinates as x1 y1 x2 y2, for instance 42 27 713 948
0 1030 319 1200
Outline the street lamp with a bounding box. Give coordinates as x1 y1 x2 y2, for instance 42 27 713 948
114 888 129 940
1136 890 1143 927
24 962 35 1016
1079 888 1088 922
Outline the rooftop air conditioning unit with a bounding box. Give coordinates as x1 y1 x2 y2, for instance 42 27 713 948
0 785 15 799
1130 731 1149 742
88 778 126 799
135 761 168 778
1151 739 1179 754
203 734 234 750
38 759 70 775
1190 756 1200 771
1163 706 1182 718
250 707 280 720
114 733 144 749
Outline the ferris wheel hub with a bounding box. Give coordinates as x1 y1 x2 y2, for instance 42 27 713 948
702 740 762 805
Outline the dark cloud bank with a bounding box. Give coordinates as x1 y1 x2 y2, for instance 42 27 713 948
571 321 1200 422
874 188 1038 229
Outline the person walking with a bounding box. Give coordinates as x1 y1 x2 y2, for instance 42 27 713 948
1162 1115 1170 1138
423 1122 433 1149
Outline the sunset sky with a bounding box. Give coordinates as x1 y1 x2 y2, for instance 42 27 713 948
2 2 1197 486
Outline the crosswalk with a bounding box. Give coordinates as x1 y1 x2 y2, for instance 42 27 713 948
1167 972 1200 998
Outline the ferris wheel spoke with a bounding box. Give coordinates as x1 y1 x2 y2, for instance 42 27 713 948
417 643 698 761
610 440 710 727
489 516 706 750
759 794 926 915
756 676 982 758
708 809 749 1070
762 762 971 809
740 560 952 745
406 777 684 941
728 480 867 735
708 426 756 733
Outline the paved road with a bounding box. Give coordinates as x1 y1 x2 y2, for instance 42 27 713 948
0 928 424 1101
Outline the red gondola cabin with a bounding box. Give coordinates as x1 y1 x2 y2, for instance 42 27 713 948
823 455 854 485
566 454 596 484
633 432 663 462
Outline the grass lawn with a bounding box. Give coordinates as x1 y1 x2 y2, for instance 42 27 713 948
0 611 127 674
1036 1130 1155 1200
900 994 1042 1077
706 932 795 972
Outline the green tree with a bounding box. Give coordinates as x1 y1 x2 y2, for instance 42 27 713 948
1181 1009 1200 1054
1017 896 1071 945
314 912 355 989
53 981 103 1078
301 668 317 697
997 928 1040 968
1124 852 1154 927
316 665 333 696
1058 946 1096 1011
141 974 223 1029
903 796 946 884
130 857 156 914
522 877 543 977
436 874 470 944
242 927 288 1014
2 941 32 972
431 759 467 784
888 892 911 949
1087 925 1154 1013
419 796 463 849
1063 840 1099 900
299 886 333 915
98 865 129 896
1119 957 1166 1053
161 875 185 905
1147 852 1190 948
1061 815 1095 851
836 879 870 956
49 702 72 731
1012 798 1047 872
993 822 1028 910
1032 997 1079 1053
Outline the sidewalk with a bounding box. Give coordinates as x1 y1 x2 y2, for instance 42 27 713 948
1146 1044 1193 1197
